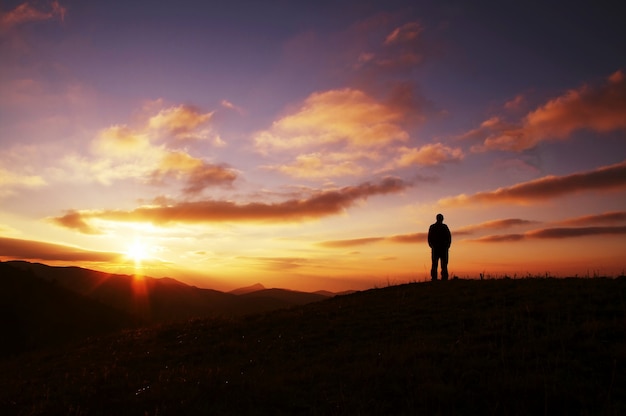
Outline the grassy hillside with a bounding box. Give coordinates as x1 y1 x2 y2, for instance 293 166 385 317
0 263 138 355
1 277 625 415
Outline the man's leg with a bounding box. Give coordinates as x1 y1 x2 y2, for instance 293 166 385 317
440 249 449 280
431 250 438 281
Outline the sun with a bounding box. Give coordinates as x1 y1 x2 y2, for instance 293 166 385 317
126 240 149 265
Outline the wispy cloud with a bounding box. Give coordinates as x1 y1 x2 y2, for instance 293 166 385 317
462 70 626 151
317 216 535 248
0 236 121 262
150 151 236 195
79 103 235 194
554 211 626 226
52 210 103 235
471 226 626 243
0 167 46 197
455 218 539 234
148 105 213 142
255 88 408 151
439 160 626 206
391 143 464 168
318 237 385 248
255 87 458 178
0 0 66 32
255 88 410 179
52 177 410 232
263 152 369 179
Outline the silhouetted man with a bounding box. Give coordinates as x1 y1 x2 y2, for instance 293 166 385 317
428 213 451 281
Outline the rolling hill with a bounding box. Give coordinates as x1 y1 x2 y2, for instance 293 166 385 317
1 276 624 415
0 261 337 354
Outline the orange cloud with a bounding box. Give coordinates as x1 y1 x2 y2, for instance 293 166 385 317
471 226 626 243
52 177 410 232
393 143 464 168
375 21 424 70
466 70 626 151
148 105 213 142
0 1 66 31
440 160 626 206
255 88 408 151
255 88 411 179
317 217 533 248
93 125 151 158
0 237 120 262
318 237 385 248
151 151 236 194
555 211 626 226
263 152 371 179
51 210 103 235
455 218 539 234
86 104 233 193
384 22 422 45
0 167 46 197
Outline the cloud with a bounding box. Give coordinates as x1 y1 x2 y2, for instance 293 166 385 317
0 0 66 31
471 226 626 243
262 152 370 179
504 94 526 111
555 211 626 226
528 226 626 239
150 151 237 195
0 236 121 262
148 105 213 142
255 88 412 179
392 143 464 168
377 21 424 69
255 88 408 151
51 210 103 235
469 234 526 243
317 217 533 248
238 256 311 271
384 22 422 45
318 237 385 248
455 218 539 235
0 167 46 197
440 160 626 206
93 125 151 158
85 104 235 193
52 177 410 232
387 232 427 243
464 70 626 151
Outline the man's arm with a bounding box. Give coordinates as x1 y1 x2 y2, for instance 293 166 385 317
427 225 433 248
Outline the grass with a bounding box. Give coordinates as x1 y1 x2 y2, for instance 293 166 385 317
1 277 625 415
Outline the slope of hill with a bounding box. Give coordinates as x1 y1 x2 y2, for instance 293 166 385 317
1 277 624 415
0 263 138 355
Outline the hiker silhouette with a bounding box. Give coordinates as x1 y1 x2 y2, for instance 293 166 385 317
428 213 451 281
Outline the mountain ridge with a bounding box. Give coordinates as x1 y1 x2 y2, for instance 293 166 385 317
1 260 345 354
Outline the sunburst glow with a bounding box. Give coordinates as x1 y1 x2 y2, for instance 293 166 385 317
126 240 149 265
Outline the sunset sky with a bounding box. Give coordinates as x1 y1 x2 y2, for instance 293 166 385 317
1 0 625 291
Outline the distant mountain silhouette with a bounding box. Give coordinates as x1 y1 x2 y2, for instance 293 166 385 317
0 262 138 355
228 282 266 295
240 288 328 309
2 260 341 353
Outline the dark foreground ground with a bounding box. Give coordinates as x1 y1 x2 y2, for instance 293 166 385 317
1 277 625 415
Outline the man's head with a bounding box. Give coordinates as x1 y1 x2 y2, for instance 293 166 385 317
436 213 444 223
